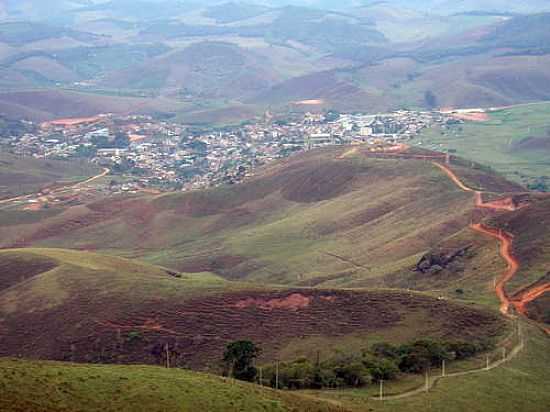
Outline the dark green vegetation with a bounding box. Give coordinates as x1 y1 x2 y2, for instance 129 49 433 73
224 340 261 381
0 152 100 199
415 103 550 188
261 338 491 390
307 322 550 412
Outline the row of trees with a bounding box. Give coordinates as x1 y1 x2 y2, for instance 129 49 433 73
223 338 493 390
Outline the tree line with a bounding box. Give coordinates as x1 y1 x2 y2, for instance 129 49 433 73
223 338 493 390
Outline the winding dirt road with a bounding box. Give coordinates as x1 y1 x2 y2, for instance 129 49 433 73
470 223 518 316
432 162 548 318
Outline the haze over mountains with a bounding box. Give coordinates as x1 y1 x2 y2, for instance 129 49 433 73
1 2 550 412
0 0 550 123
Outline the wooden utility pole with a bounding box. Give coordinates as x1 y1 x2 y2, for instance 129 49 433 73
442 360 446 377
165 343 170 369
425 370 429 392
275 360 279 390
486 355 490 370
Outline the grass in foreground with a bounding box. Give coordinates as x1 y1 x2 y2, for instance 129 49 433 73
0 358 340 412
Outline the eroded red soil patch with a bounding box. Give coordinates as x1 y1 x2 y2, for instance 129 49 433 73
43 116 101 128
233 293 312 310
450 112 490 122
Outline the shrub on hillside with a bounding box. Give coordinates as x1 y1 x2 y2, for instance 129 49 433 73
223 340 260 382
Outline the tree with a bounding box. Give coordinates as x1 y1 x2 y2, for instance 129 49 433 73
333 362 371 387
223 340 260 382
398 340 452 373
370 342 400 360
363 356 399 382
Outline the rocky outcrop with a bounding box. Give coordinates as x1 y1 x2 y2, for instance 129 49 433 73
415 244 473 274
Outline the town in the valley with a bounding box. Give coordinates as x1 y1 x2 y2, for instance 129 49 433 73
1 109 464 194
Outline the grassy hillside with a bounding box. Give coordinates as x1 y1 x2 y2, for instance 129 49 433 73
0 147 485 287
0 358 341 412
0 248 505 370
0 152 101 200
488 196 550 296
0 147 530 294
414 102 550 188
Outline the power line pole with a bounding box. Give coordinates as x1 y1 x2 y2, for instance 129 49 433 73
379 380 384 400
442 360 446 377
275 360 279 390
486 355 490 370
259 366 263 386
165 343 170 369
425 370 429 392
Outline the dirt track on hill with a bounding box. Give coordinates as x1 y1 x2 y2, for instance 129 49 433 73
470 223 519 315
432 162 549 319
0 167 109 206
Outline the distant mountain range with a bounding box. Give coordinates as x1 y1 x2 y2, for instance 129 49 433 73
1 1 550 122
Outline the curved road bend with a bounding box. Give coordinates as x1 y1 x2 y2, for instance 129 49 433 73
0 167 110 205
432 162 549 318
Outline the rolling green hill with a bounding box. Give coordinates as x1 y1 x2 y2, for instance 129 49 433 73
0 358 342 412
0 152 101 200
0 248 505 369
0 148 528 293
0 145 548 410
0 148 482 286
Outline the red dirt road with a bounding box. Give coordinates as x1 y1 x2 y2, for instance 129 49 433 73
433 162 549 319
470 223 519 315
511 284 550 316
